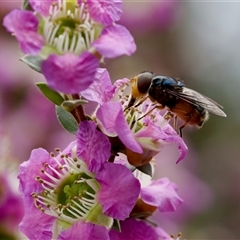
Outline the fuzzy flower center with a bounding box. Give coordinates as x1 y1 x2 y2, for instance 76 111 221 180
42 0 102 54
31 148 100 224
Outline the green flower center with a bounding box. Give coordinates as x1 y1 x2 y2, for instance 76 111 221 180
56 172 96 219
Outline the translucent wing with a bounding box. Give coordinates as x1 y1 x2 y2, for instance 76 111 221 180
166 87 227 117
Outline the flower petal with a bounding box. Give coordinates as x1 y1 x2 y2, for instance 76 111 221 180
77 121 111 173
155 227 172 240
139 114 188 163
96 102 142 153
85 0 122 25
109 218 158 240
58 221 109 240
17 31 45 54
18 148 53 194
92 24 136 58
0 175 24 230
3 9 44 54
140 178 183 212
96 162 140 220
161 125 188 163
29 0 55 17
41 52 99 94
134 117 164 140
81 68 116 104
18 142 77 239
18 148 56 239
3 9 38 34
19 200 54 240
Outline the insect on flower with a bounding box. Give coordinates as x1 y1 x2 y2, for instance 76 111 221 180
127 71 227 137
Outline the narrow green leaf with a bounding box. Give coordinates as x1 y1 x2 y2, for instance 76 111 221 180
136 162 152 177
56 106 78 134
111 219 121 232
20 55 42 73
36 82 64 106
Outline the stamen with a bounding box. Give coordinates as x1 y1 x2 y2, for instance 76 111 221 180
36 195 56 206
78 2 85 19
85 179 99 192
84 29 90 49
89 26 95 43
42 170 61 184
47 164 66 178
74 32 85 53
41 179 58 189
66 207 83 218
63 29 70 52
85 191 95 199
62 0 67 13
56 34 64 52
69 32 77 52
67 9 72 18
70 202 88 215
74 5 80 19
49 2 57 16
81 196 96 206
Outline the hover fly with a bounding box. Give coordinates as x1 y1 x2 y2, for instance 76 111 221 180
127 71 226 137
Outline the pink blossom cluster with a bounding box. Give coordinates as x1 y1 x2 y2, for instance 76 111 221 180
3 1 188 239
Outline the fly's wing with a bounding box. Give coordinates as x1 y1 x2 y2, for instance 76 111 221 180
166 87 227 117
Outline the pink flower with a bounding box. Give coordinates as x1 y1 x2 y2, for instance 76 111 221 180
82 68 188 166
18 121 140 239
3 0 136 94
140 178 183 212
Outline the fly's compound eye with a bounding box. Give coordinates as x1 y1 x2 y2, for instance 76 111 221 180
137 72 154 94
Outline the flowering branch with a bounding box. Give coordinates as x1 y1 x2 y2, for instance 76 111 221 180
3 0 188 239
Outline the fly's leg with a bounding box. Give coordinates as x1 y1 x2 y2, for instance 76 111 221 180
165 112 179 135
173 115 178 132
125 95 149 111
137 104 164 121
179 115 192 138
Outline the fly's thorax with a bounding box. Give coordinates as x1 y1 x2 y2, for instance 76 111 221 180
148 84 177 108
148 75 184 107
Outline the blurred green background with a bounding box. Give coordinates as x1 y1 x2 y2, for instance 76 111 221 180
1 1 240 239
